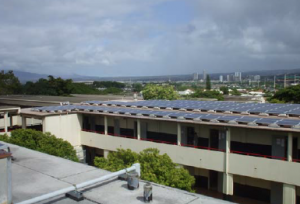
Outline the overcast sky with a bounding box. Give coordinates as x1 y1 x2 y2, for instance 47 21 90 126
0 0 299 77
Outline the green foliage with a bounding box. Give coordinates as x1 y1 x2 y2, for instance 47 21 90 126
93 81 125 89
103 87 123 94
192 89 224 101
230 88 241 96
142 84 178 100
94 148 195 192
0 134 10 143
269 98 285 104
270 85 300 103
0 129 78 162
132 83 143 92
220 86 229 95
23 75 74 96
0 70 22 95
205 75 211 90
71 83 101 94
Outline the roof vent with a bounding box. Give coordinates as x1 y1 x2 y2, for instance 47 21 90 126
193 109 201 112
142 106 148 109
166 107 173 110
144 183 153 203
248 122 258 126
241 111 249 115
179 108 186 111
259 113 269 116
127 171 139 190
278 114 288 117
224 111 232 114
207 110 216 113
268 123 280 128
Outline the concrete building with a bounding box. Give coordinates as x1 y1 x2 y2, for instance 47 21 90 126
234 72 242 82
1 142 232 204
193 73 199 81
219 75 223 83
19 100 300 204
203 71 207 82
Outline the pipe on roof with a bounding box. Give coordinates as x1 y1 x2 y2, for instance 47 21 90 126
16 163 140 204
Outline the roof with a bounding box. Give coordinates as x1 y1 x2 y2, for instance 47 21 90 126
3 142 234 204
0 106 20 113
25 100 300 132
0 95 142 107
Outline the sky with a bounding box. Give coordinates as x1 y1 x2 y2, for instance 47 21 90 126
0 0 300 77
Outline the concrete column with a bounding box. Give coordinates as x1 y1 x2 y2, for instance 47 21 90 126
287 133 293 162
177 123 181 146
104 150 110 159
223 128 233 201
283 184 296 204
22 116 27 129
42 118 46 133
104 116 108 135
4 112 8 133
137 119 141 140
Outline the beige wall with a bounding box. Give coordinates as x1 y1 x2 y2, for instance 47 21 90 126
230 153 300 187
43 114 82 146
234 174 271 190
81 131 225 172
81 131 300 187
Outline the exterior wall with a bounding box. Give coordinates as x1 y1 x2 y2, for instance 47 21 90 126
230 153 300 186
0 116 41 128
231 128 287 145
81 131 225 172
43 114 82 146
234 175 271 190
81 131 300 187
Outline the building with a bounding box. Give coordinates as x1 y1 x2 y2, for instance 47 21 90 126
254 75 261 82
18 100 300 204
219 75 223 83
193 73 199 81
234 72 242 82
203 70 207 82
227 75 230 82
1 142 232 204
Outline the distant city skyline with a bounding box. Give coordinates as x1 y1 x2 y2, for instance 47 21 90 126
0 0 300 77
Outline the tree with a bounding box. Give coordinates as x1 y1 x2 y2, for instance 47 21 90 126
231 88 241 96
206 75 211 90
142 84 178 100
23 76 74 96
192 89 224 101
0 70 22 95
0 129 78 162
94 148 195 192
220 86 229 95
270 85 300 103
132 83 143 93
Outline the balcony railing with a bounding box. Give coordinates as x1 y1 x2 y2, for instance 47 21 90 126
81 129 300 162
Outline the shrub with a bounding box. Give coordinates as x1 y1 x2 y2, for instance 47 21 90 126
0 129 78 162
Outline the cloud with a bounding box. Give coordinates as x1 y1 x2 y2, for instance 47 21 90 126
0 0 299 77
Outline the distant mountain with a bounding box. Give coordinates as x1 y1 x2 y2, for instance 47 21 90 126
3 68 300 83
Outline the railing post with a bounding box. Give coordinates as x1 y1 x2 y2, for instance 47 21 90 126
177 123 181 146
22 116 27 129
104 116 108 135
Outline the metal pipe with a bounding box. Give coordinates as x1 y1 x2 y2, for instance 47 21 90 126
16 164 140 204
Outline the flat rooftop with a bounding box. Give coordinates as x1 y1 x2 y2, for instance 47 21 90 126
4 142 234 204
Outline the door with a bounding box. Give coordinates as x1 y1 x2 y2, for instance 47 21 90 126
114 119 120 135
272 136 287 159
141 122 147 139
210 130 219 149
187 127 195 145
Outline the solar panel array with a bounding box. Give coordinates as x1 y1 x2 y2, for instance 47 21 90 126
31 104 300 130
82 100 300 116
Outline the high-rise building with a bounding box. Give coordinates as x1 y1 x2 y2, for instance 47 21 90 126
193 73 199 81
227 75 230 82
254 75 260 82
219 75 223 82
203 70 207 82
234 72 242 82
